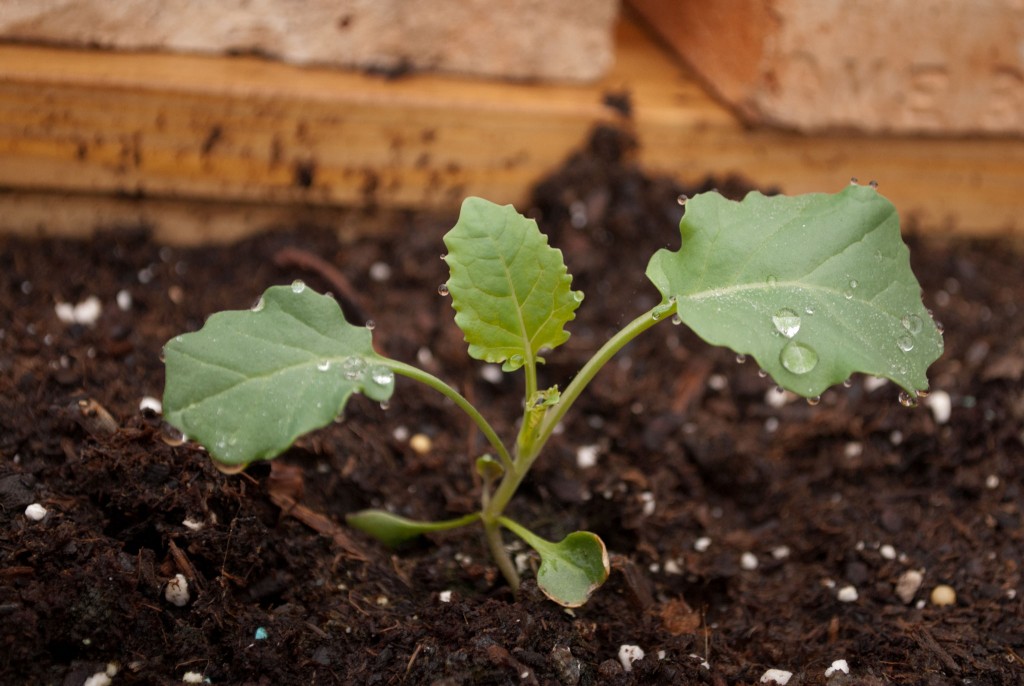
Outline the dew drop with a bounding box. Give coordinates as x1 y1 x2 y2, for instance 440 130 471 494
901 314 923 335
758 368 768 378
915 389 930 399
341 357 367 381
771 308 801 338
440 253 448 261
766 275 778 287
897 335 914 352
291 279 306 294
508 354 524 368
735 354 747 364
365 320 376 331
251 297 266 312
160 423 188 447
849 279 859 290
780 341 819 375
317 360 331 371
898 390 918 408
437 284 450 296
868 180 879 190
370 366 395 386
807 395 821 406
676 194 689 206
670 314 682 326
842 378 853 388
379 401 390 411
935 320 945 334
805 306 815 315
573 290 585 303
849 177 859 185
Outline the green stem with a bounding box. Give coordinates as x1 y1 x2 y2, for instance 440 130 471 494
480 303 672 572
483 518 521 591
387 360 513 471
535 303 672 451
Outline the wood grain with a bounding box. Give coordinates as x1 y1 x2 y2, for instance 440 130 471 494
1 17 1021 242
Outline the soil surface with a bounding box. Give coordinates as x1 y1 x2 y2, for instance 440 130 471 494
2 128 1022 685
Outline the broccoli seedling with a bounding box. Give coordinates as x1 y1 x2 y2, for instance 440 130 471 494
162 183 943 607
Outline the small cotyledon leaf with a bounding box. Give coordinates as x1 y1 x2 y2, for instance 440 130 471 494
443 197 583 372
162 282 395 466
647 184 943 398
499 517 610 607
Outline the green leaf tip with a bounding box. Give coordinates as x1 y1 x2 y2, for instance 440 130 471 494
162 283 395 466
443 197 582 372
499 517 610 607
347 510 481 547
647 184 943 397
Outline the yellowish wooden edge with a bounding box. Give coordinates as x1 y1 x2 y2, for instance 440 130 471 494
1 17 1022 242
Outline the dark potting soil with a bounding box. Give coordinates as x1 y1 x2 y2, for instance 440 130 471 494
1 127 1022 685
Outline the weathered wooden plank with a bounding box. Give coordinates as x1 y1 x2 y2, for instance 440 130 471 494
0 17 1021 242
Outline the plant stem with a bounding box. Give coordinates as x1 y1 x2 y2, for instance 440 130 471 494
479 303 672 588
483 518 521 591
387 360 513 471
535 303 672 450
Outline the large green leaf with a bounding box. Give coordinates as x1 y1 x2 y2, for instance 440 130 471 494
163 282 395 466
443 197 582 371
647 185 943 397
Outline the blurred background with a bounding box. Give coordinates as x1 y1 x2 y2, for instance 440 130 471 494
1 0 1021 243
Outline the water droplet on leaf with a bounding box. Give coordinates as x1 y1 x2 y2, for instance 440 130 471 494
898 390 918 408
291 280 306 294
365 320 376 331
842 378 853 388
897 336 914 352
849 177 859 185
780 341 819 375
735 354 747 364
771 308 801 338
766 275 778 287
251 297 265 312
341 357 367 381
901 314 923 335
370 366 395 386
869 180 879 189
807 395 821 406
676 194 688 206
573 290 585 303
670 314 681 326
317 360 331 371
437 284 450 296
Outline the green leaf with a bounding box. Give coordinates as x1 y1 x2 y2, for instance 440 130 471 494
163 282 395 466
347 510 481 547
499 517 610 607
443 197 582 371
647 185 943 397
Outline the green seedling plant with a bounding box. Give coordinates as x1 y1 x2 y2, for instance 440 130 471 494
163 183 943 607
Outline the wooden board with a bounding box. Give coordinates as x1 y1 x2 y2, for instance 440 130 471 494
1 16 1022 243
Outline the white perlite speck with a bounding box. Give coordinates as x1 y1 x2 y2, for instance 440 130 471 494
694 536 712 552
182 672 204 684
895 569 924 604
55 295 103 327
741 552 759 570
836 585 859 602
760 668 793 684
825 659 850 677
925 390 951 424
575 444 599 469
140 396 163 414
618 644 645 672
479 364 503 384
25 503 48 521
879 544 896 560
438 590 452 603
165 573 190 607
